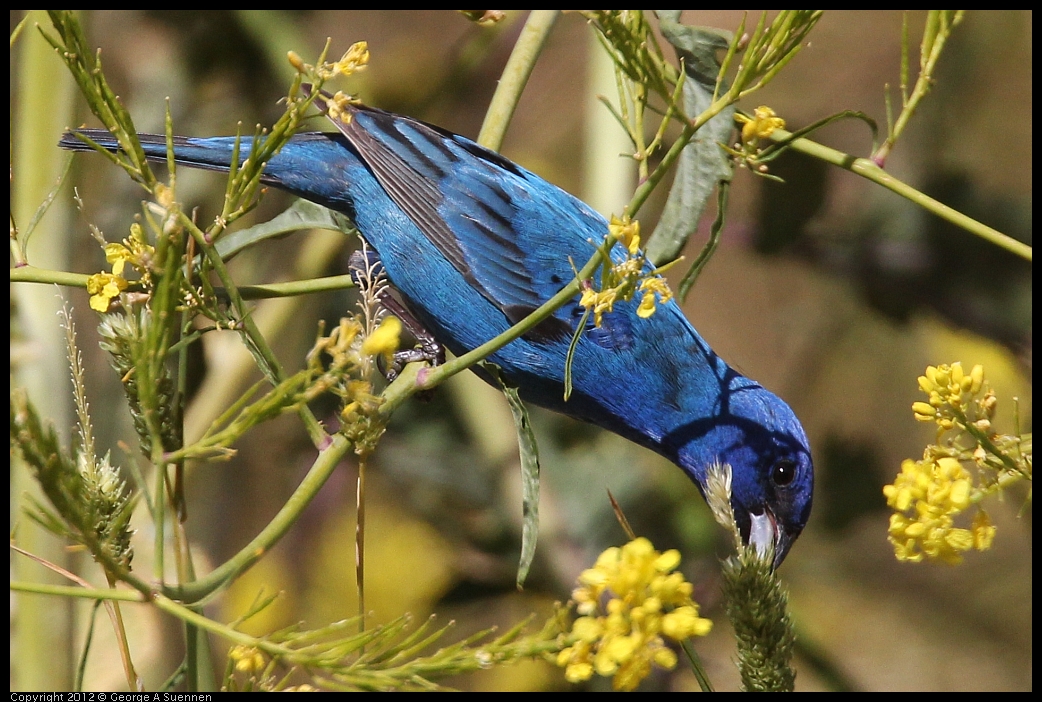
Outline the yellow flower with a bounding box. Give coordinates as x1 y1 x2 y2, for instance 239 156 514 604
571 616 603 642
911 401 936 421
295 41 370 87
969 364 985 394
324 90 358 124
913 362 993 431
154 182 175 209
338 42 370 74
87 272 128 312
338 379 380 425
662 605 713 640
101 226 155 283
323 41 370 80
105 242 132 276
652 646 677 670
581 214 683 329
635 292 656 318
229 645 266 674
557 537 712 691
971 510 996 550
287 50 306 73
608 214 641 255
636 277 673 319
884 361 1018 565
735 106 786 144
653 548 679 572
579 287 618 328
563 659 593 684
361 315 401 362
883 454 995 565
613 654 651 692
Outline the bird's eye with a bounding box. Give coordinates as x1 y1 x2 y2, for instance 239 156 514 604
772 459 797 487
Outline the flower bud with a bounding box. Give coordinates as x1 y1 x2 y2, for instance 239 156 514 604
912 402 936 420
969 364 984 394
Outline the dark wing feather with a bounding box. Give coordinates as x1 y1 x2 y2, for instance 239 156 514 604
332 107 481 290
316 98 544 296
315 93 624 346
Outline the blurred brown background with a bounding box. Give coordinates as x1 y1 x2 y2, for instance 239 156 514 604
11 10 1031 691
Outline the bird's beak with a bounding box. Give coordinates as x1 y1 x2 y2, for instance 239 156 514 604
747 507 792 571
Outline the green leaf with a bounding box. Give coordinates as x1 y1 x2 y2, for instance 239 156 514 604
678 179 729 301
501 384 541 589
563 306 590 401
646 12 735 266
213 198 356 261
476 363 543 589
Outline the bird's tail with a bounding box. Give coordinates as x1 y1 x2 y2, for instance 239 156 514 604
58 130 252 174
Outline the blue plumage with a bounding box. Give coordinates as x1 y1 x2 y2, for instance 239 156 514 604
60 99 813 567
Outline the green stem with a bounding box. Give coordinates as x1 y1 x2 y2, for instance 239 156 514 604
953 407 1025 475
772 128 1031 262
972 467 1030 505
626 122 693 219
357 459 367 636
237 275 355 298
9 265 91 287
164 433 352 603
105 574 141 691
179 212 329 448
10 580 297 660
681 640 714 692
624 79 741 220
874 11 965 165
10 581 144 601
154 455 166 584
9 267 357 302
378 246 609 417
478 10 560 150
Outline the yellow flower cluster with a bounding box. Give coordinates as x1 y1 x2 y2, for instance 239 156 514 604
557 538 712 691
883 362 1013 565
228 645 267 675
289 42 370 82
884 456 995 564
578 215 675 327
288 43 369 123
88 223 156 312
305 317 385 428
912 362 993 431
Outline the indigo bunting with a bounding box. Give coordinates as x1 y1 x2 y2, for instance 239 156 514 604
60 94 813 568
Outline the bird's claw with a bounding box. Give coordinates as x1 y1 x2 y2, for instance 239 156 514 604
349 246 445 387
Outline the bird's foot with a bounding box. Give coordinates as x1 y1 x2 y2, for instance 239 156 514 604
349 246 445 386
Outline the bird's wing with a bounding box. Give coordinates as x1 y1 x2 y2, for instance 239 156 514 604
316 95 623 344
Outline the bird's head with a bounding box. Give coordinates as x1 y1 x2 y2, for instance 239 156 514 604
671 382 813 570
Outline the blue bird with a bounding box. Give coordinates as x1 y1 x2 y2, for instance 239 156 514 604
60 93 813 568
